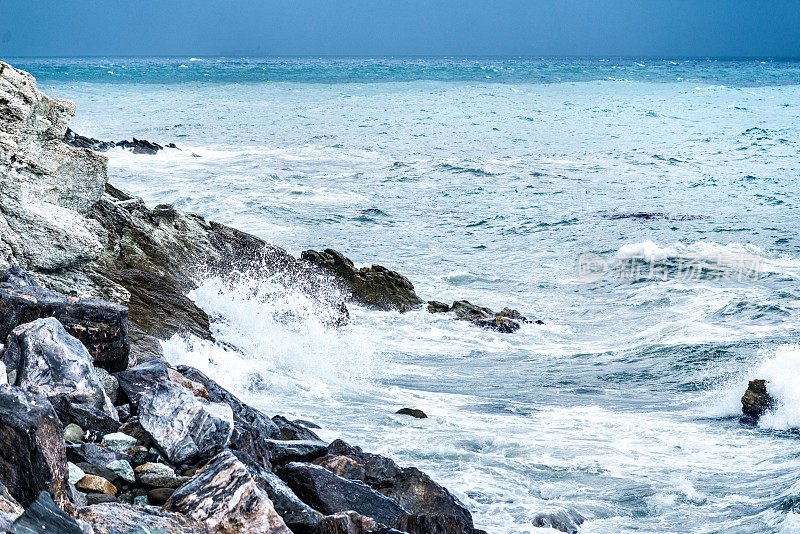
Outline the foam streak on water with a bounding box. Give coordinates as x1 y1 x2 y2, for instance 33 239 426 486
21 57 800 532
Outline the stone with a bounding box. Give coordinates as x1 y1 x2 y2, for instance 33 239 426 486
231 450 322 534
278 462 407 526
0 483 23 532
135 462 176 478
101 432 139 454
167 367 209 399
450 301 493 322
2 318 119 432
301 248 423 312
66 443 130 468
0 273 131 371
138 380 233 466
316 440 475 534
133 496 148 505
75 462 119 485
427 301 451 313
272 415 321 441
94 367 119 404
147 488 175 506
0 385 69 508
68 483 88 508
7 491 91 534
64 423 85 443
106 459 135 483
165 450 291 533
116 403 130 421
140 473 191 489
68 462 86 485
114 359 170 406
85 494 116 505
178 366 279 466
62 128 116 152
451 300 522 333
741 379 774 424
75 501 202 534
531 508 585 534
316 511 403 534
76 474 117 496
0 360 6 384
396 408 427 419
262 439 329 466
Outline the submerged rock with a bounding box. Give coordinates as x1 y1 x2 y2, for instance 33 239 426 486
427 301 451 313
741 379 775 424
448 300 535 333
7 491 90 534
531 508 585 534
138 380 233 466
0 271 131 371
0 385 70 508
396 408 427 419
301 248 423 312
165 450 291 533
2 318 119 432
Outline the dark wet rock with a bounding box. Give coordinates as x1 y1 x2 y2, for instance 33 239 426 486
7 491 90 534
301 248 423 312
75 462 120 485
0 267 38 287
165 450 291 533
63 128 116 152
741 379 775 424
116 403 131 421
532 508 585 534
114 359 170 407
138 380 233 466
0 385 69 508
75 502 201 534
316 511 403 534
118 416 151 446
147 487 175 505
177 365 280 466
0 271 131 371
599 211 709 222
427 301 451 313
231 450 322 534
262 439 329 467
315 440 474 534
396 408 427 419
2 318 119 432
278 462 407 526
450 300 531 333
107 269 213 344
272 414 322 441
85 493 116 505
114 138 164 155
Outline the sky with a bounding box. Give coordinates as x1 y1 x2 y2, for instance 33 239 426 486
2 0 799 58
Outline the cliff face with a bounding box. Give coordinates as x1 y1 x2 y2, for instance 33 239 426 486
0 64 108 290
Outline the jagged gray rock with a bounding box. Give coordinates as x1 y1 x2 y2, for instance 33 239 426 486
7 491 92 534
76 502 202 534
138 380 233 466
165 450 291 533
2 318 119 432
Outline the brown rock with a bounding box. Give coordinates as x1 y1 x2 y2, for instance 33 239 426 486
167 368 209 399
148 487 175 506
741 379 775 423
76 474 117 496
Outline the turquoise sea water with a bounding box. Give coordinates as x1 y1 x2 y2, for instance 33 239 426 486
14 57 800 533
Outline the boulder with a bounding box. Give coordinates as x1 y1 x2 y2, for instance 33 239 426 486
278 462 407 526
261 439 328 466
450 300 527 333
272 414 321 441
0 385 69 508
118 417 151 445
148 488 175 505
7 491 91 534
75 502 202 534
741 379 774 424
316 511 403 534
427 301 450 313
66 443 130 468
396 408 427 419
2 318 119 432
101 432 138 454
301 249 423 312
94 367 119 404
531 508 585 534
114 359 170 407
138 380 233 466
164 450 291 533
0 272 131 371
75 474 117 496
315 440 475 534
106 459 135 483
178 366 279 467
230 450 322 534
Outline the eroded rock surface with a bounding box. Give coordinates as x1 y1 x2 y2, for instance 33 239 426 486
76 502 201 534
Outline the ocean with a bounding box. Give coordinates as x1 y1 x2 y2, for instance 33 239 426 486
14 56 800 533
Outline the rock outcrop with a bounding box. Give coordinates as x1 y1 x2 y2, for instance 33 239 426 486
301 249 423 312
741 379 775 424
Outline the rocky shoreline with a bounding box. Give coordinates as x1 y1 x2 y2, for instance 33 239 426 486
0 62 529 534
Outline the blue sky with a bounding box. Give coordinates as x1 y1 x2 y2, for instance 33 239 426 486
2 0 799 57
